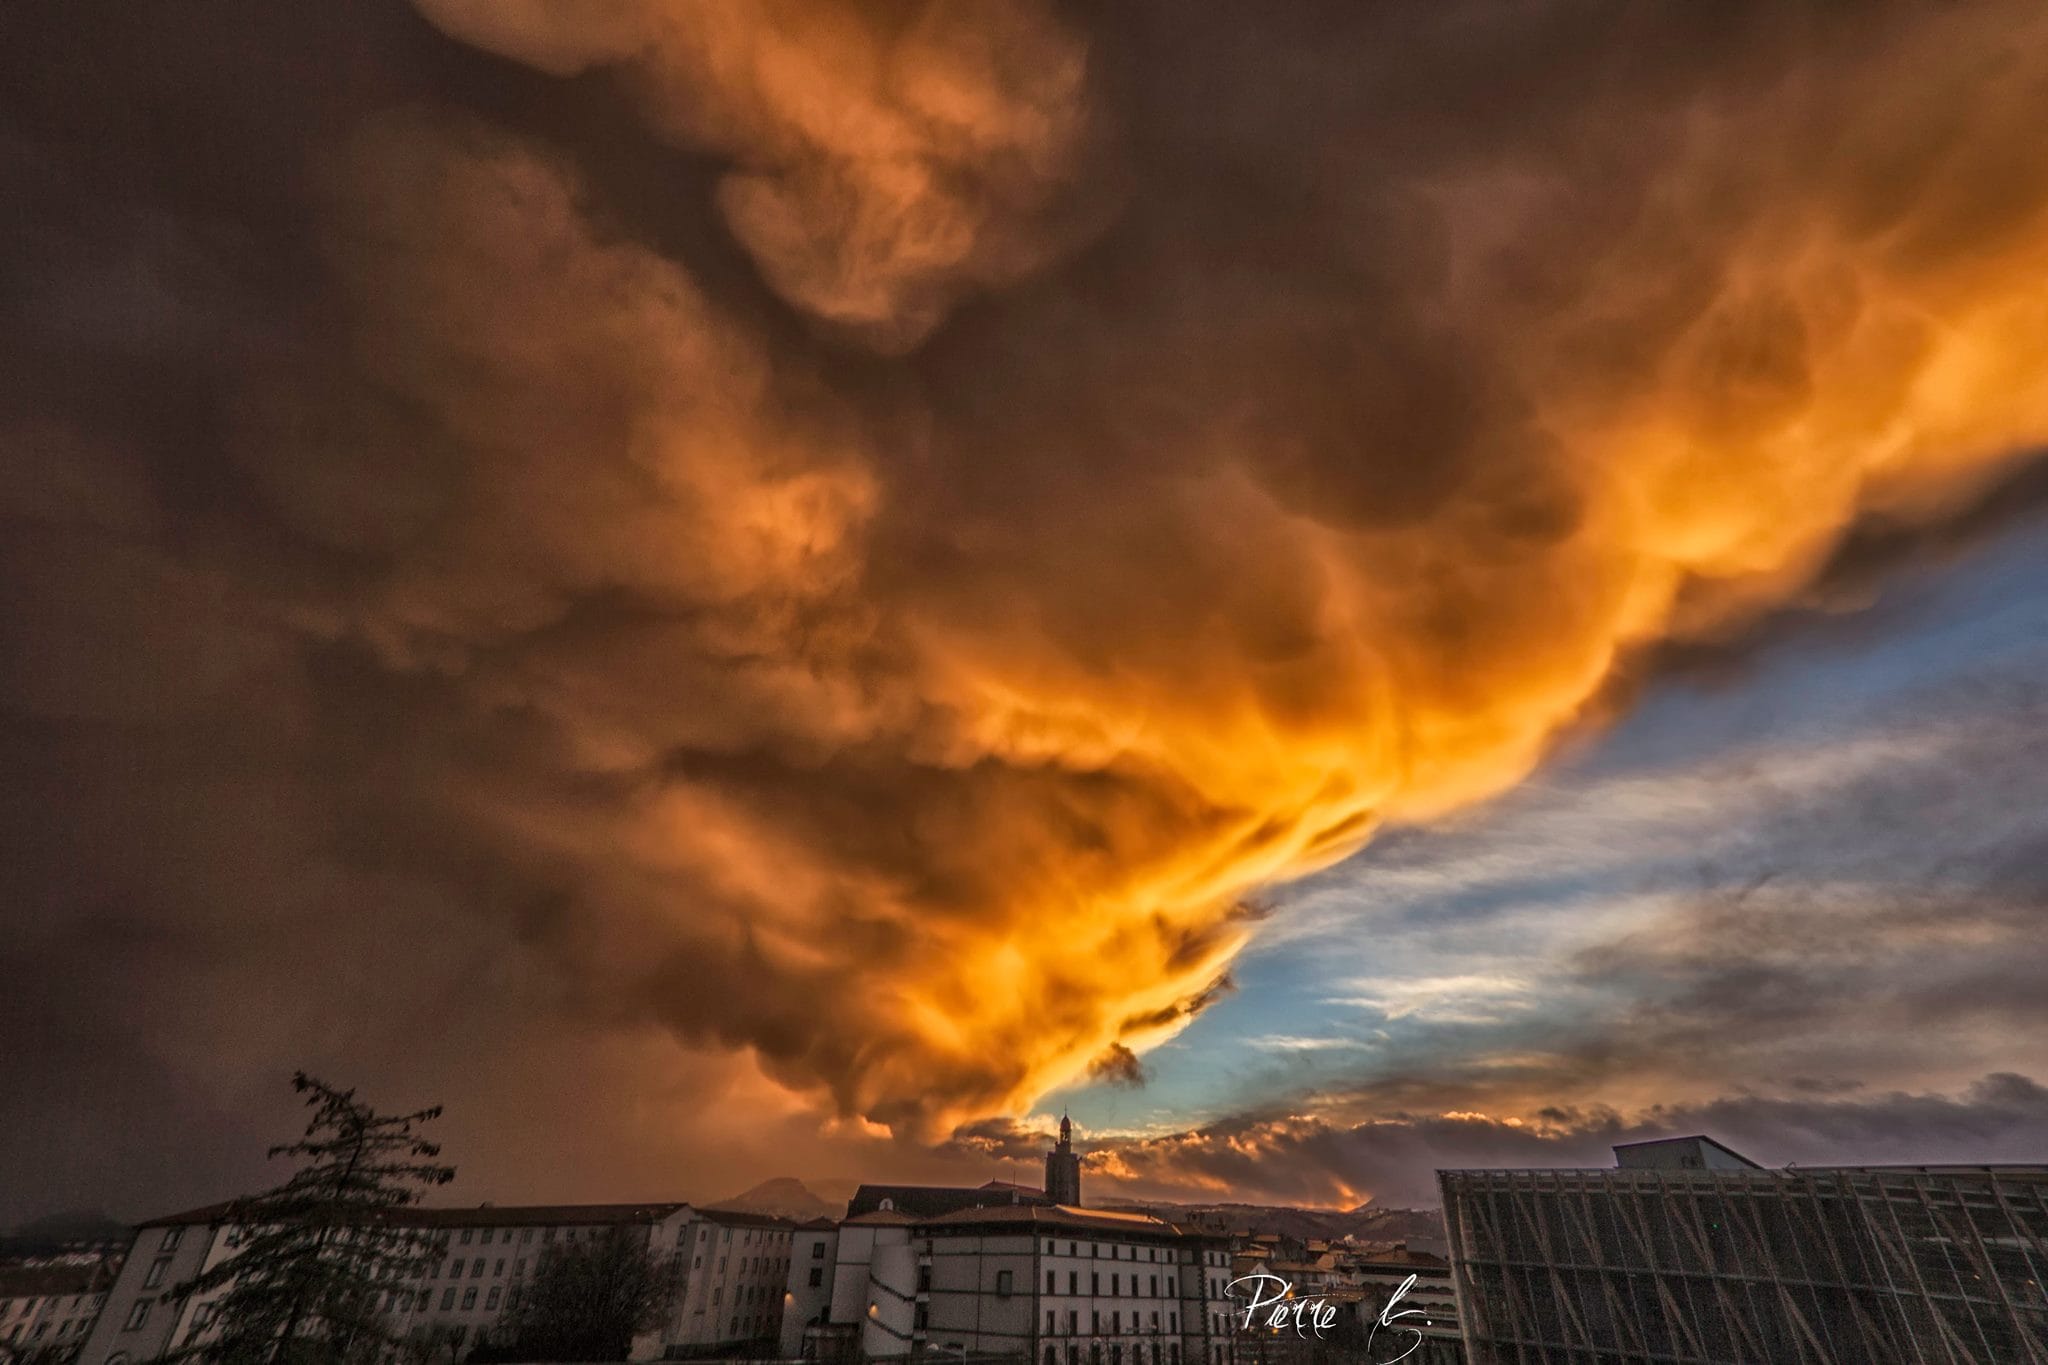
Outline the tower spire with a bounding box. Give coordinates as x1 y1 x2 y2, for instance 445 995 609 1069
1046 1109 1082 1205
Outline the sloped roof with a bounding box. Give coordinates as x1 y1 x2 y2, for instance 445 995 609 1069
141 1201 691 1230
847 1183 1048 1219
917 1204 1221 1241
0 1264 115 1300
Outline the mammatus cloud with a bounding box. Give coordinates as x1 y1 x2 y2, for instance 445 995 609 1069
11 0 2048 1207
409 0 1096 353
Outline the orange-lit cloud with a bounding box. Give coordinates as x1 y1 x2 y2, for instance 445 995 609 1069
12 0 2048 1215
334 1 2048 1140
410 0 1094 352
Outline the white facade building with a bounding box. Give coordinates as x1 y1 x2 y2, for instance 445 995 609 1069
778 1219 840 1358
1 1264 116 1360
74 1200 797 1365
663 1208 798 1350
786 1204 1237 1365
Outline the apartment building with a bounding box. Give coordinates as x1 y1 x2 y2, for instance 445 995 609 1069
1 1264 116 1360
778 1219 840 1358
663 1207 799 1352
73 1200 798 1365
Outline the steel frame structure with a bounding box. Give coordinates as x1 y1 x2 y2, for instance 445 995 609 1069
1438 1165 2048 1364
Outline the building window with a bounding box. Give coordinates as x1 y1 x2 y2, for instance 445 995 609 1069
494 1260 504 1277
1112 1274 1120 1296
447 1259 461 1278
161 1228 184 1253
1091 1274 1099 1295
1150 1277 1158 1298
142 1260 170 1290
470 1262 483 1279
460 1230 473 1245
485 1289 501 1311
808 1269 822 1288
521 1229 533 1244
461 1289 477 1311
1046 1349 1058 1365
996 1270 1014 1297
123 1301 150 1331
441 1289 456 1311
812 1242 825 1259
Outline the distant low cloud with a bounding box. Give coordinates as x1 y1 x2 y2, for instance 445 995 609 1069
1081 1073 2048 1209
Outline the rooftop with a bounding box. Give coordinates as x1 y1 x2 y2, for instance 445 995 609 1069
143 1201 693 1230
0 1264 116 1300
917 1204 1223 1240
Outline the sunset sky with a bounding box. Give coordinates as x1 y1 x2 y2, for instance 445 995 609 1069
6 0 2048 1227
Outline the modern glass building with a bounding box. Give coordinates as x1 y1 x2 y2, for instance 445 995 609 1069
1439 1137 2048 1364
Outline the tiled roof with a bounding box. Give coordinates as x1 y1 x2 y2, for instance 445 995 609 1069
1351 1249 1449 1270
404 1203 690 1228
141 1201 690 1230
841 1210 918 1227
690 1207 797 1230
139 1202 236 1228
916 1204 1222 1240
0 1265 114 1300
847 1183 1048 1219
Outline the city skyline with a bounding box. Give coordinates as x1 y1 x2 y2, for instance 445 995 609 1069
9 0 2048 1232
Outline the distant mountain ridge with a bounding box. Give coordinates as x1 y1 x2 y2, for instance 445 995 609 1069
706 1177 838 1221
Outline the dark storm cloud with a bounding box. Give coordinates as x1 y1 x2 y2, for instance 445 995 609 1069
11 0 2048 1225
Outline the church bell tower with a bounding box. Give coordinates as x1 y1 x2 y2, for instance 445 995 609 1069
1045 1111 1083 1205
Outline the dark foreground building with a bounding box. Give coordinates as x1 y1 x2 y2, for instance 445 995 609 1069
1440 1136 2048 1364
